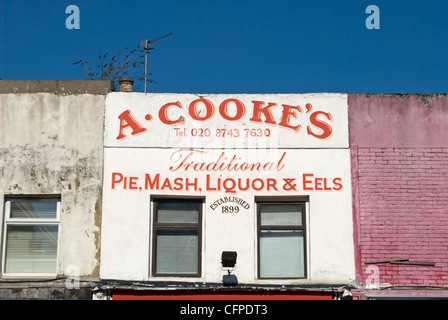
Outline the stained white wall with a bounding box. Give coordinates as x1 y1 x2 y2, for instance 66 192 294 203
0 92 105 277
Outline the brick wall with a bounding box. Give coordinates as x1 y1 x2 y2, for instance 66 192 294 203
349 94 448 288
352 147 448 286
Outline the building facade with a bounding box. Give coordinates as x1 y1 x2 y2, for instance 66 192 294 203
97 92 354 300
349 94 448 299
0 80 447 300
0 80 110 299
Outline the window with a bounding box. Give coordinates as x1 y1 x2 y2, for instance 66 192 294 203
152 198 202 277
2 196 60 276
257 200 307 279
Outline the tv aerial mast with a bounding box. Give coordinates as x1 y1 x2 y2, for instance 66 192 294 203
140 32 173 94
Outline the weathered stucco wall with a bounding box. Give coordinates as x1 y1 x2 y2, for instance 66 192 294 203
0 81 110 285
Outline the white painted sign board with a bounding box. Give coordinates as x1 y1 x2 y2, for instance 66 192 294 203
100 93 354 284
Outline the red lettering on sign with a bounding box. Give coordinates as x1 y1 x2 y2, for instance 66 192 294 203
112 172 123 189
249 100 277 125
219 99 246 121
333 177 343 191
111 172 342 193
307 110 333 139
144 174 199 191
129 176 139 190
116 110 147 140
302 173 343 191
189 99 215 121
205 175 280 193
159 101 184 125
168 149 286 173
114 98 335 141
279 104 302 131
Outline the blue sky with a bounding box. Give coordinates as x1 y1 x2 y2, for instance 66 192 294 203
0 0 447 93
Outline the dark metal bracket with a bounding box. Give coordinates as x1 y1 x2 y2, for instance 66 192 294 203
365 258 435 266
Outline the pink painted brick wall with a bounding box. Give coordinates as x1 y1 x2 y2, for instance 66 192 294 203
349 94 448 287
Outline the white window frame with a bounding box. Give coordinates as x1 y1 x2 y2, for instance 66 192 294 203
2 197 61 278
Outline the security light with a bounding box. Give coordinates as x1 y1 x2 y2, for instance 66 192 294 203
221 251 237 268
221 251 238 286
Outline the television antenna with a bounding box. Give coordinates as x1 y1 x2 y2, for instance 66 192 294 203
140 32 173 93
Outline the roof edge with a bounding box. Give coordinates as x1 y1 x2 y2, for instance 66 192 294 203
0 80 112 95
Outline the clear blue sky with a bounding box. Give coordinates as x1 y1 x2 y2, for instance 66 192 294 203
1 0 447 93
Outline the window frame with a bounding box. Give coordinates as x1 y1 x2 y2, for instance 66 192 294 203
151 196 203 278
256 196 308 280
2 196 61 278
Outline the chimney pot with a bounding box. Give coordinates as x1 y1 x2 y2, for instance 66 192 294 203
119 78 134 92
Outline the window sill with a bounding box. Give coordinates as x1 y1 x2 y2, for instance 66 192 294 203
148 275 205 282
0 274 60 281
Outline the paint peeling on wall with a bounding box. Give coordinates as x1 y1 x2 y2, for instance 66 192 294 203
0 88 106 279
